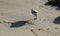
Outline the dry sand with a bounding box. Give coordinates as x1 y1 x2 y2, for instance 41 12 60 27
0 0 60 36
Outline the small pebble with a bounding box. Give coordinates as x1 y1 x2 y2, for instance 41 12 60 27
55 27 59 29
37 29 41 31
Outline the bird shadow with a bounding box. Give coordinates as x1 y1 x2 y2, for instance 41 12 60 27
45 2 60 10
10 21 27 28
53 16 60 24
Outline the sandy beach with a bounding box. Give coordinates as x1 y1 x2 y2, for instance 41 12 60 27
0 0 60 36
